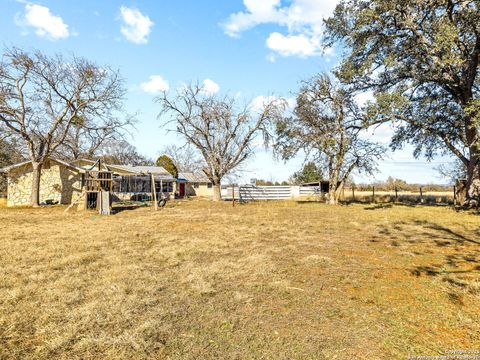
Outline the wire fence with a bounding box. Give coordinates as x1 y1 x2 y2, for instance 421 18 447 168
222 185 458 205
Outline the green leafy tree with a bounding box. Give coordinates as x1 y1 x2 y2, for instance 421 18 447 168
291 162 324 185
325 0 480 206
156 154 178 178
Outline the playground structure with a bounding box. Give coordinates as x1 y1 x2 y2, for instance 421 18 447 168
65 160 113 214
66 160 169 215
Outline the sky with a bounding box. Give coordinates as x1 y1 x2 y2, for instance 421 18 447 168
0 0 454 184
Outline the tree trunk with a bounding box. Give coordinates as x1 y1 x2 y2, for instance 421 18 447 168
462 109 480 207
328 189 337 205
212 183 222 201
327 172 339 205
31 161 42 207
465 156 480 207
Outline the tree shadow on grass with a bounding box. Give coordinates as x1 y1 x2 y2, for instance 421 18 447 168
412 220 480 246
364 203 394 210
377 219 480 295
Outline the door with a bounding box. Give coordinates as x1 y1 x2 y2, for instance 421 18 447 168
179 183 185 198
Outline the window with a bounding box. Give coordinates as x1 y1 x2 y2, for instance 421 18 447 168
207 183 212 188
155 181 173 193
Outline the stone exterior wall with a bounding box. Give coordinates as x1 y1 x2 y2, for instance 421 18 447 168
7 160 82 207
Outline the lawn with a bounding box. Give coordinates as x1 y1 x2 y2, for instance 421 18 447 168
0 200 479 359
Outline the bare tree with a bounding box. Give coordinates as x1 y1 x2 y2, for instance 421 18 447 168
436 159 467 185
160 144 205 173
275 73 385 204
55 113 135 160
96 139 153 166
0 47 125 206
156 84 286 200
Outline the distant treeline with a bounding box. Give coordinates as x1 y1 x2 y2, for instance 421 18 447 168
351 177 452 192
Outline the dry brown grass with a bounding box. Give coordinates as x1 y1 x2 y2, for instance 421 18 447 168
343 190 454 204
0 199 479 359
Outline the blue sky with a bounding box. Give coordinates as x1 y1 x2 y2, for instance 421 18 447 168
1 0 453 184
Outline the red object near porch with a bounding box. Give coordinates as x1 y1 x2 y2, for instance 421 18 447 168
179 183 185 198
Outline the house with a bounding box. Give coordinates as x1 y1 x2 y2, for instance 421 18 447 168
177 172 213 197
0 157 214 207
0 158 85 207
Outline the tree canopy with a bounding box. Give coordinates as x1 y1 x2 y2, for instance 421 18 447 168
160 144 205 173
0 47 126 205
291 162 324 185
156 154 178 178
275 73 384 204
325 0 480 204
157 83 286 200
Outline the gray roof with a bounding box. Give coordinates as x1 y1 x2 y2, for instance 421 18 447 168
106 164 176 180
0 158 85 174
178 171 210 183
132 166 172 176
1 158 177 182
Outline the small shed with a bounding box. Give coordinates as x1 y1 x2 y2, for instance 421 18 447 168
301 181 331 193
178 172 213 197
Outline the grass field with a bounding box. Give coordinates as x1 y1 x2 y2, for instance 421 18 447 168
341 190 454 204
1 200 479 359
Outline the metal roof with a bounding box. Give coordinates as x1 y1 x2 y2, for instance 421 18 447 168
178 171 210 183
0 158 86 174
1 158 183 182
132 166 172 176
106 164 176 180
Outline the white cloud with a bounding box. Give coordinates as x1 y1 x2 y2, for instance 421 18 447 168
266 32 320 57
223 0 283 37
140 75 169 94
223 0 340 58
119 6 153 44
251 95 276 113
16 4 70 40
360 123 394 145
201 79 220 95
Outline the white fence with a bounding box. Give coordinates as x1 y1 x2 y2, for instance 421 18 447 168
222 185 321 201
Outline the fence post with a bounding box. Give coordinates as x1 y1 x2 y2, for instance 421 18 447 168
151 173 158 211
232 184 235 207
453 185 457 206
372 186 375 203
352 185 355 202
291 186 300 199
395 186 398 202
420 186 424 204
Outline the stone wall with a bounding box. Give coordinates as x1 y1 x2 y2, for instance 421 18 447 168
7 160 82 207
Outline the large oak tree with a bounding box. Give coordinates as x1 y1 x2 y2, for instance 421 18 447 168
326 0 480 206
275 74 384 204
0 48 125 206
